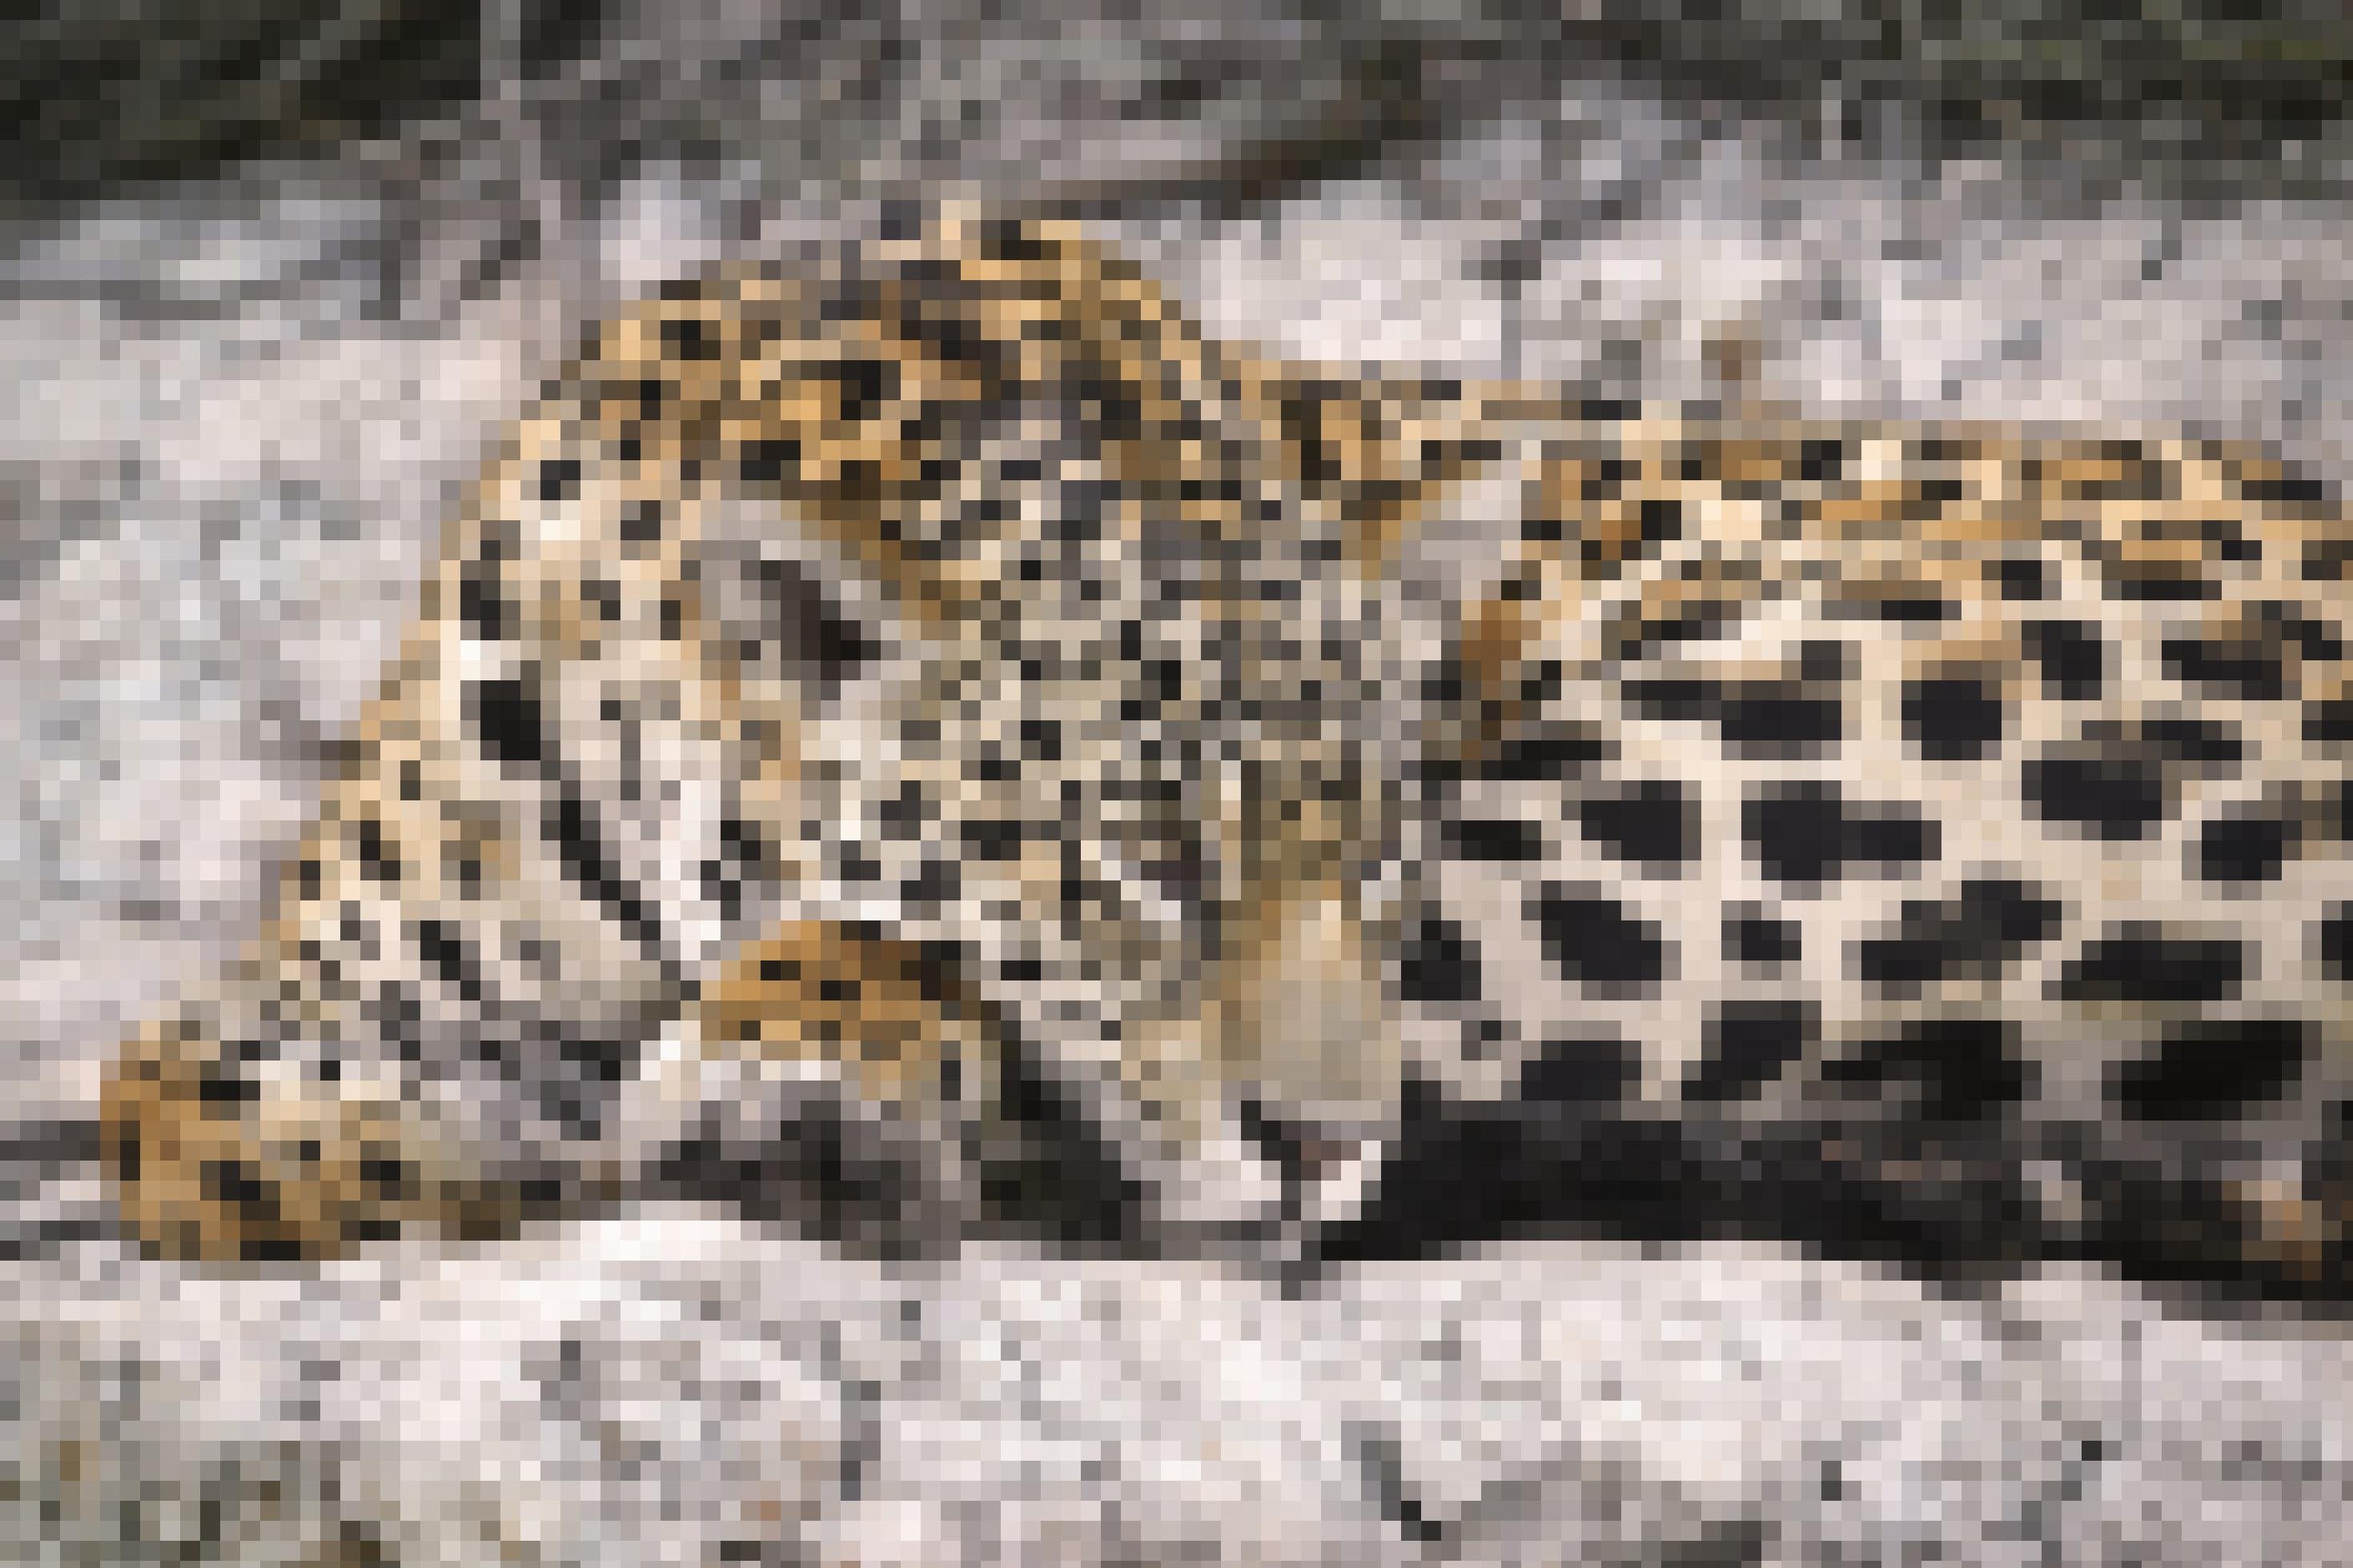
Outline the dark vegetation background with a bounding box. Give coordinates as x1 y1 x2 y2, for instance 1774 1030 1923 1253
9 2 2351 223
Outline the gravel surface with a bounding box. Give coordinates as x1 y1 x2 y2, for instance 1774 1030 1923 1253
10 1217 2351 1566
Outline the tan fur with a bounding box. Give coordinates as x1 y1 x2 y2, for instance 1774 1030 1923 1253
102 210 2353 1275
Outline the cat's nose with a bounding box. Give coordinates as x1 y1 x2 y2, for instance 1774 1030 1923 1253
1237 1097 1360 1191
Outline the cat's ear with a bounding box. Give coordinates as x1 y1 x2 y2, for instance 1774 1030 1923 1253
690 487 900 702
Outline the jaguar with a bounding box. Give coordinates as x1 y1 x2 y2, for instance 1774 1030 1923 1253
100 207 2353 1299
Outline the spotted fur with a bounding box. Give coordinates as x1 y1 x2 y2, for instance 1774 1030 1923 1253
102 210 2352 1295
